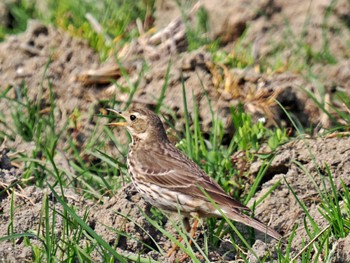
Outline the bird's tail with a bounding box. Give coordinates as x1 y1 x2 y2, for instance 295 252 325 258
226 209 283 241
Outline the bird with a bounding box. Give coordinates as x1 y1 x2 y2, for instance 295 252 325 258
107 107 283 255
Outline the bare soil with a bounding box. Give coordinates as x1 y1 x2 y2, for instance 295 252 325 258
1 0 350 262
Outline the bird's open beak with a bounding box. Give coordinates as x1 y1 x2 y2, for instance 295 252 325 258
106 108 127 127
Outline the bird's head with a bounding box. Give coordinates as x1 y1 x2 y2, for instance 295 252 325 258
107 108 169 142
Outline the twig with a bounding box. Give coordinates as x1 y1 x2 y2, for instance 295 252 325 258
325 131 350 138
291 224 330 262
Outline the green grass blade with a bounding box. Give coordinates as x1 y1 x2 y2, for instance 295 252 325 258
47 184 127 262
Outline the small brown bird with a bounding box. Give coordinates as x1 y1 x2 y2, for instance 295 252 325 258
107 108 282 252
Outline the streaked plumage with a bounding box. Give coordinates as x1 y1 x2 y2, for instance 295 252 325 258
107 107 282 242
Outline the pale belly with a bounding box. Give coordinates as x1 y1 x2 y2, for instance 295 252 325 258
133 179 214 217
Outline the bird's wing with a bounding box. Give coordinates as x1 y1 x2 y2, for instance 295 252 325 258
132 143 249 211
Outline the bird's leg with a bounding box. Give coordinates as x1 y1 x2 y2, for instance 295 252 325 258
167 237 183 257
167 217 199 257
167 217 191 257
177 218 199 262
189 217 199 242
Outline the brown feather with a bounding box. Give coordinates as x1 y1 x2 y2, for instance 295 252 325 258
226 209 282 240
132 141 250 212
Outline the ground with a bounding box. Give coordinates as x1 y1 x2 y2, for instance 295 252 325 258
0 0 350 262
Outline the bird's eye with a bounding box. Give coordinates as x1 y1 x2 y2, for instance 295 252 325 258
130 115 137 121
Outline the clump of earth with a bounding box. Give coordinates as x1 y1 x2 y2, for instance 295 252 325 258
0 0 350 262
